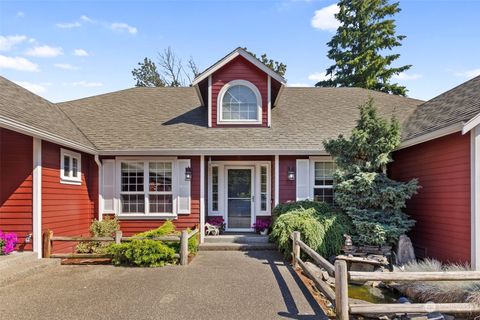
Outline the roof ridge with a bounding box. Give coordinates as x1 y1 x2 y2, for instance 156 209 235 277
417 75 480 107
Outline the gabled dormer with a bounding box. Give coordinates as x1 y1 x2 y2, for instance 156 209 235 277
192 48 286 128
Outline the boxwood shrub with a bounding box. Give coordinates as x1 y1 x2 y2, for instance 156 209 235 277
270 201 352 258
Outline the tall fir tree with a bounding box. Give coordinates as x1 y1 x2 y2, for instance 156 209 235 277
317 0 411 96
324 99 419 246
132 58 165 87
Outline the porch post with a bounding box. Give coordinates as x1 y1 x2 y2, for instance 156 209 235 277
472 126 480 270
32 138 42 258
274 155 279 207
200 155 205 243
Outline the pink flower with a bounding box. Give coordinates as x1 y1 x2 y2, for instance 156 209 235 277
0 230 18 255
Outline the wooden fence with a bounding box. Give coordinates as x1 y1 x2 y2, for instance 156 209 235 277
43 228 199 266
291 231 480 319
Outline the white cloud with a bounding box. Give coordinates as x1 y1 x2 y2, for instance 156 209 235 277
0 55 39 71
80 15 96 24
455 68 480 79
16 11 25 18
56 21 81 29
0 35 28 51
73 48 89 56
392 72 423 80
13 81 46 94
72 81 103 87
288 83 311 87
26 45 63 57
311 4 340 31
54 63 79 70
111 22 137 35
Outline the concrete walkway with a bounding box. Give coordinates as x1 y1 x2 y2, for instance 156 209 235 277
0 250 327 320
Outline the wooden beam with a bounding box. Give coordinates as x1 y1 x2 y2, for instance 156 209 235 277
350 303 480 314
51 236 114 242
115 231 122 244
335 260 349 320
297 239 335 276
349 271 480 282
292 231 300 269
42 230 52 258
180 230 189 266
297 257 335 303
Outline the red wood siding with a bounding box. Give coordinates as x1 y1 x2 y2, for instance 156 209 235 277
0 128 33 251
390 132 471 264
211 56 269 127
279 156 308 204
115 156 201 235
41 141 98 253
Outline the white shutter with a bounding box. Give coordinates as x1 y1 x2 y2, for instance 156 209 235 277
177 159 191 214
102 160 115 213
296 159 310 201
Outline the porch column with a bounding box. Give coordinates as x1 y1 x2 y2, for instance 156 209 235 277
32 138 42 258
472 126 480 270
200 155 205 243
274 155 279 207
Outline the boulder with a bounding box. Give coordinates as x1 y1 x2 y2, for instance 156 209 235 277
395 234 416 265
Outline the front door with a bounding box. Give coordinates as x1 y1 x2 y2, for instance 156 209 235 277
226 167 254 230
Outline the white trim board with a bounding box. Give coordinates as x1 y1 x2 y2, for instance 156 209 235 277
217 79 263 125
192 48 286 86
471 125 480 270
32 138 42 259
464 112 480 134
398 123 463 150
100 149 329 156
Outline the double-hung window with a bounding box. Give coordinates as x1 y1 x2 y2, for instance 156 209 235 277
120 160 174 215
60 148 81 184
313 161 335 205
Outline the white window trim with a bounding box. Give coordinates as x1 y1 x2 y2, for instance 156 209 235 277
256 163 271 216
217 80 262 125
115 158 178 219
309 156 334 201
60 148 82 185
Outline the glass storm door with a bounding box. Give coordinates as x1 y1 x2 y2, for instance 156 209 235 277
227 168 253 229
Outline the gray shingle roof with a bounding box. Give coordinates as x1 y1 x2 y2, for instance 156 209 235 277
57 86 422 153
0 76 95 150
402 75 480 140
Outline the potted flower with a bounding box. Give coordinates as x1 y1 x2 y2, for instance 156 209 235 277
253 218 271 236
0 230 18 255
206 217 225 234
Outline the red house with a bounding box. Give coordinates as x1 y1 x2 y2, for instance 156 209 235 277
1 48 479 268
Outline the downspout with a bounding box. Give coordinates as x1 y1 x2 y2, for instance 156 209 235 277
94 155 103 221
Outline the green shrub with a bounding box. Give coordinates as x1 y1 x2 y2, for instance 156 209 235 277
134 220 176 238
272 200 331 218
270 205 351 258
76 216 120 254
108 239 176 267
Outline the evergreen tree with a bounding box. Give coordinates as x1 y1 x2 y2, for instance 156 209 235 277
323 99 419 246
317 0 411 96
244 48 287 77
132 58 165 87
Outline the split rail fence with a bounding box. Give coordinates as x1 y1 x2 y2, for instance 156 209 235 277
291 231 480 320
43 228 199 266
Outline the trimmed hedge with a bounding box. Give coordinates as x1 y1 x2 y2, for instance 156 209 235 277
270 201 352 258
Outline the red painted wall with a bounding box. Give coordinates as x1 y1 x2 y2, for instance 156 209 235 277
0 128 33 251
390 132 471 264
279 156 308 204
114 156 201 235
41 141 98 253
211 56 269 127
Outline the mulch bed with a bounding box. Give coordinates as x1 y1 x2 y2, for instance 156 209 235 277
295 268 336 318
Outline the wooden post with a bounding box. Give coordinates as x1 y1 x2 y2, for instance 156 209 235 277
115 230 122 244
335 259 349 320
42 230 53 258
292 231 300 269
180 230 188 266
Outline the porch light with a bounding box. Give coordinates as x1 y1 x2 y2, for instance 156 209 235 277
185 166 192 181
287 167 295 181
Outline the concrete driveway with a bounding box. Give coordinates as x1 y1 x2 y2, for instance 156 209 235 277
0 250 327 320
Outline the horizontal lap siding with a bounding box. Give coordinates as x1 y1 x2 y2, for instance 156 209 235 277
116 156 201 235
211 56 268 127
41 141 98 253
0 128 33 251
390 132 471 264
279 156 308 204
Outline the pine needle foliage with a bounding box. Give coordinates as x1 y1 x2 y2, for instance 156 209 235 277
323 99 419 246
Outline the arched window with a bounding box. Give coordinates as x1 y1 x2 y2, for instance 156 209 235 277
218 80 262 124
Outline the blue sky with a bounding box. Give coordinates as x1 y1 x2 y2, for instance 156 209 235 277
0 0 479 102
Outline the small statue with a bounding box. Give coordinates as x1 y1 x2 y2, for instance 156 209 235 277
344 234 353 246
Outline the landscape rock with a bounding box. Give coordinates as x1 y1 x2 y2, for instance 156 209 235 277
395 235 416 265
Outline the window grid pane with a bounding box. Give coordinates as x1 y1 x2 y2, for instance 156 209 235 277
149 194 173 213
313 161 335 205
72 157 78 178
149 162 172 193
121 194 145 214
260 166 267 211
222 85 258 120
63 155 71 177
121 162 144 192
212 166 218 211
